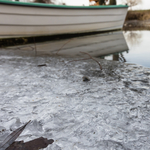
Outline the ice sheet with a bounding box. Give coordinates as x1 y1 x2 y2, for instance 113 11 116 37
0 49 150 150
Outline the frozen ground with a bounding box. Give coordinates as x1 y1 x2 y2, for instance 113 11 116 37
0 48 150 150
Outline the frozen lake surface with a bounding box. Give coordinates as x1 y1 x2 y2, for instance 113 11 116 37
0 47 150 150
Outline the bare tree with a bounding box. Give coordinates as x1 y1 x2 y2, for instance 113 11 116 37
122 0 142 9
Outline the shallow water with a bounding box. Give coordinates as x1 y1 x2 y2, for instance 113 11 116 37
3 31 128 58
104 30 150 68
3 30 149 68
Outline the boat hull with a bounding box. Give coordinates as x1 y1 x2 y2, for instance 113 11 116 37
0 1 128 36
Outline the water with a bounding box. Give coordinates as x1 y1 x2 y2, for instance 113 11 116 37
2 31 128 57
104 30 150 68
2 30 149 68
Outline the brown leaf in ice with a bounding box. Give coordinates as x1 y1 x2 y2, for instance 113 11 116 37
0 121 31 150
6 137 54 150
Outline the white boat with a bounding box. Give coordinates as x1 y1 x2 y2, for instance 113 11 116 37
0 0 128 37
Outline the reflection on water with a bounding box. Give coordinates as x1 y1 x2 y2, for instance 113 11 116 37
124 31 142 47
104 30 150 68
1 30 149 68
112 53 127 62
2 31 128 58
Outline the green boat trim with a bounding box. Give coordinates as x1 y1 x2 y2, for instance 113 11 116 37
0 0 128 9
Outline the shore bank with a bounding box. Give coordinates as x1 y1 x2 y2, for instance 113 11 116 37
123 20 150 30
123 10 150 30
126 10 150 21
0 48 150 150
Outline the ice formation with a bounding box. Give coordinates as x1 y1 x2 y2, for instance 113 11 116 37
0 48 150 150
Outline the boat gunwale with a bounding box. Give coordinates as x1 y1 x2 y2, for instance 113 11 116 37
0 0 128 9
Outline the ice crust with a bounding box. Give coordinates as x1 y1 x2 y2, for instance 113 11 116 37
0 49 150 150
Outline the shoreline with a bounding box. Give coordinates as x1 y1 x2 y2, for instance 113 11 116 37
123 20 150 30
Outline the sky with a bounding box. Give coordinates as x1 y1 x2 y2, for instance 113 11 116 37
118 0 150 10
56 0 150 10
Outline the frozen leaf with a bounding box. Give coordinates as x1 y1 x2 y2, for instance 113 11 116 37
0 121 31 150
6 137 54 150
